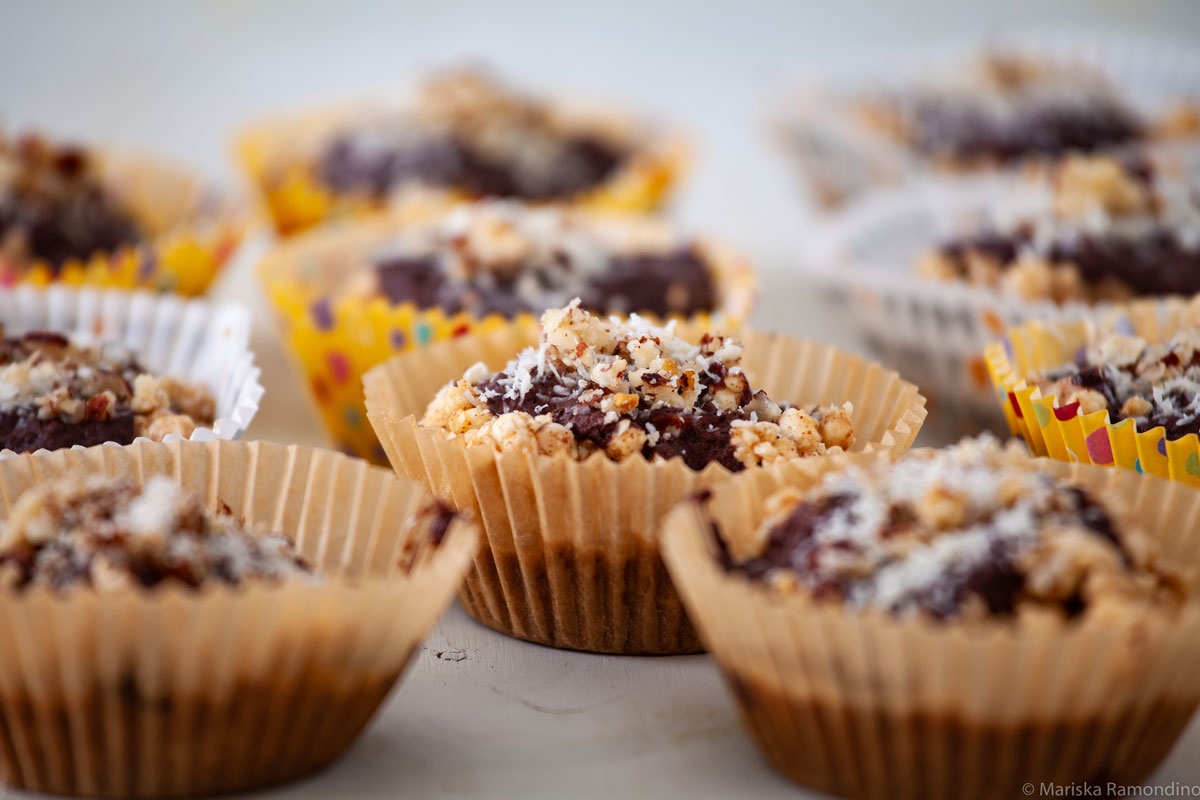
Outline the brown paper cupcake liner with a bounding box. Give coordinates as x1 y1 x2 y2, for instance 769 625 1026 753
660 451 1200 799
0 439 478 797
257 207 758 462
364 326 926 654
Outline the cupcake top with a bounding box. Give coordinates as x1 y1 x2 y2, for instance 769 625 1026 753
317 68 635 204
0 132 143 270
716 437 1181 621
0 476 310 592
343 200 720 318
0 330 215 453
421 300 854 471
859 54 1196 167
1031 328 1200 441
918 154 1200 302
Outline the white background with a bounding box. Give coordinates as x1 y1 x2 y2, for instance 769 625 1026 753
3 1 1200 797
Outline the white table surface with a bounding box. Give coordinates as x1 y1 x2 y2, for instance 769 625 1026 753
3 1 1200 797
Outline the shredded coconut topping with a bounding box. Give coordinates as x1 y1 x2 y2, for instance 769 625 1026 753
0 476 312 592
421 301 854 470
1032 325 1200 441
718 436 1181 620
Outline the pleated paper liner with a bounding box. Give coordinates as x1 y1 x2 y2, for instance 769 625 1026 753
0 439 478 797
986 297 1200 487
773 31 1200 209
660 451 1200 800
234 98 688 237
2 149 244 297
0 285 263 456
363 326 926 654
257 210 758 463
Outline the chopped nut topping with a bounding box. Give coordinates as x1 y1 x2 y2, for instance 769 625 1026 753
0 330 215 453
717 436 1182 620
0 476 311 592
1031 323 1200 441
422 301 854 471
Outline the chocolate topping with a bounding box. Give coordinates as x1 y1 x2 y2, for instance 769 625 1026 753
0 134 143 269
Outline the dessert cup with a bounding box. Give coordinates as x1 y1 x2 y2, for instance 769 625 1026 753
364 325 926 654
0 439 478 796
661 450 1200 799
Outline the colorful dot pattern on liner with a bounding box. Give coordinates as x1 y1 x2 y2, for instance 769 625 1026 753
986 297 1200 488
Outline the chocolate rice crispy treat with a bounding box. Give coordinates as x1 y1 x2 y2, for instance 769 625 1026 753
0 475 310 592
917 154 1200 302
1031 327 1200 442
318 68 630 203
0 132 143 270
717 437 1182 621
422 300 854 471
347 200 719 318
0 330 215 453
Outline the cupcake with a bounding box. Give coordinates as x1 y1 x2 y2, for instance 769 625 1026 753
776 34 1200 208
236 67 687 236
986 295 1200 485
809 147 1200 428
917 154 1200 303
364 300 926 654
0 438 477 796
661 437 1200 799
258 199 756 462
0 284 261 454
0 131 243 295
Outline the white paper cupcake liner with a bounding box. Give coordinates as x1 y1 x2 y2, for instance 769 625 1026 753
0 285 262 454
799 145 1200 432
774 30 1200 208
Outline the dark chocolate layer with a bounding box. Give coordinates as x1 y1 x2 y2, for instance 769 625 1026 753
717 485 1126 619
476 364 752 472
375 244 718 319
910 98 1144 163
318 132 626 202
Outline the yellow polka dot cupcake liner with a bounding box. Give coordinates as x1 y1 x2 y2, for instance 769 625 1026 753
985 297 1200 486
1 150 244 296
235 102 688 237
257 211 758 463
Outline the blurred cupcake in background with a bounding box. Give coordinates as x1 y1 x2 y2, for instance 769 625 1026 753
258 199 756 461
662 437 1200 799
775 33 1200 208
235 67 689 236
0 131 244 295
806 145 1200 432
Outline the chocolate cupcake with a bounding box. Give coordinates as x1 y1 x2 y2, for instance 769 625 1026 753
0 330 215 453
0 439 477 796
258 200 755 462
777 36 1200 207
987 295 1200 486
236 67 687 236
365 301 926 654
0 285 263 455
918 154 1200 303
661 437 1200 799
0 131 242 295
